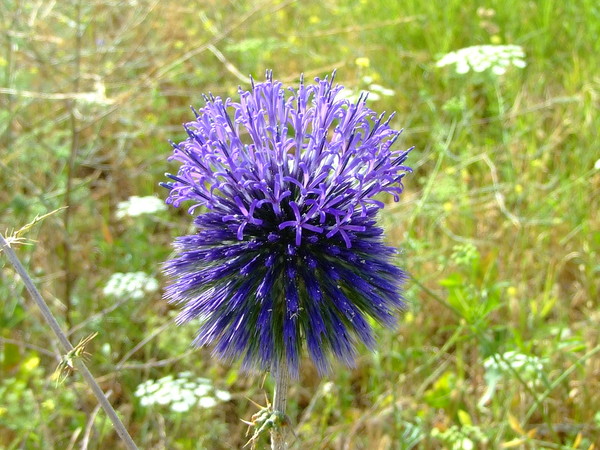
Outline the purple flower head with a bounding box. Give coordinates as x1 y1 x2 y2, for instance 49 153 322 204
162 71 412 377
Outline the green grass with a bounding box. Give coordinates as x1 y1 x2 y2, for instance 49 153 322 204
1 0 599 448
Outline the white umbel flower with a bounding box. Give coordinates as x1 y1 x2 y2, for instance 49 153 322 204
115 195 167 219
134 372 231 413
437 45 526 75
479 351 544 407
102 272 159 300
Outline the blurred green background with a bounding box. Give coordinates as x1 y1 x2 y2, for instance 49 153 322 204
1 0 599 448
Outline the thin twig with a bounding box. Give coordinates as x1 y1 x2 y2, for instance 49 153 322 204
291 15 418 38
141 0 297 90
343 394 388 449
0 234 138 449
481 153 521 227
0 336 60 359
62 0 84 330
2 4 15 153
206 44 251 84
67 295 132 337
524 344 600 423
80 390 111 450
411 274 557 432
66 426 83 450
115 320 171 369
406 120 457 232
0 87 114 101
112 351 193 372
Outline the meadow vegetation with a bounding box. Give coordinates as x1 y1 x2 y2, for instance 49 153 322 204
1 0 599 448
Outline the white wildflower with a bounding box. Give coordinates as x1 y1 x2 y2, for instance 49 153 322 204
140 396 153 407
436 45 526 75
115 195 166 219
194 385 212 397
178 371 194 378
102 272 159 300
456 438 474 450
483 351 544 374
368 84 395 97
198 397 218 408
171 401 192 413
479 351 544 407
214 389 232 402
321 381 335 395
338 88 388 103
134 372 231 412
338 75 395 103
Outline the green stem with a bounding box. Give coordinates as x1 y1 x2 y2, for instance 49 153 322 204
0 235 138 450
63 0 83 329
271 361 290 450
406 119 457 233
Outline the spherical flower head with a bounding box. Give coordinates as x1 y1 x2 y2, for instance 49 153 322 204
162 71 412 377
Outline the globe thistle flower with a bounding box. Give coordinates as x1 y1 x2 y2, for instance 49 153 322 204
162 71 412 377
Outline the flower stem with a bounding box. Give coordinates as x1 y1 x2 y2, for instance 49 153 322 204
0 234 138 450
271 361 290 450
